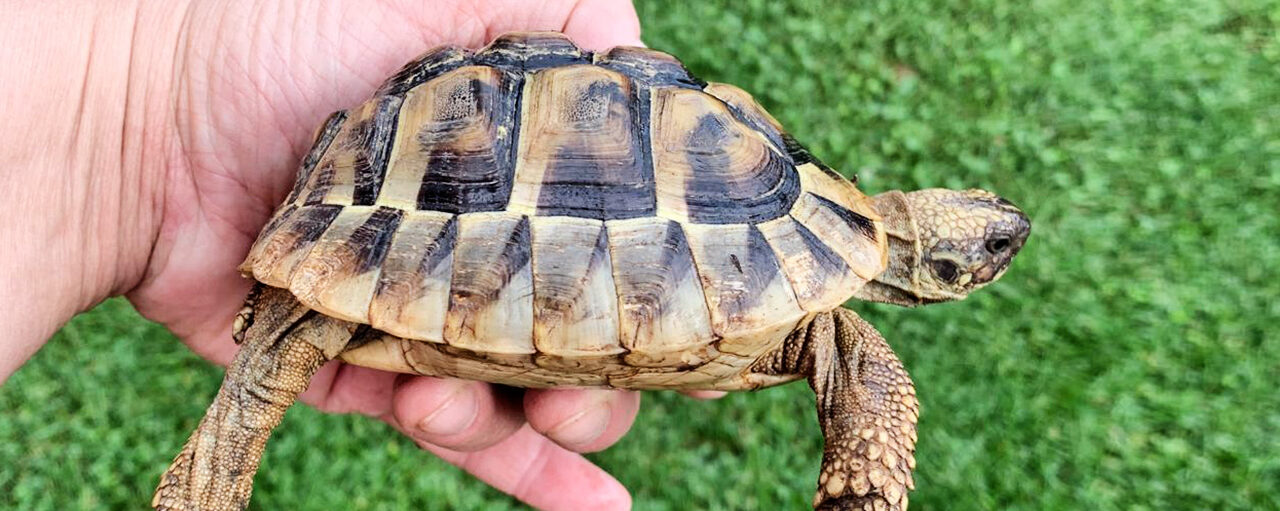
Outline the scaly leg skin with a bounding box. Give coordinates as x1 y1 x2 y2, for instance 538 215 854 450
153 287 356 511
807 309 920 511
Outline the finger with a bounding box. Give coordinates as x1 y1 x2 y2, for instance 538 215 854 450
524 388 640 453
681 390 728 400
422 425 632 511
560 0 645 49
299 363 398 416
392 376 525 451
473 0 644 50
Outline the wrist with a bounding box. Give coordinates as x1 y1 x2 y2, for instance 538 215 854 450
0 2 186 378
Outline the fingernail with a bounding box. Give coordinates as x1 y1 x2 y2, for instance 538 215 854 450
686 390 727 400
416 382 478 437
549 400 612 448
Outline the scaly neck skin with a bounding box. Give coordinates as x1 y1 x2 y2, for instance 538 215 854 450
852 191 936 307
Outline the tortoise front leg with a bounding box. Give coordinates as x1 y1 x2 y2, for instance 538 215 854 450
153 287 357 511
803 309 920 510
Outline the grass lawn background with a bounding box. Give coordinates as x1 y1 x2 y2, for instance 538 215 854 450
3 0 1278 509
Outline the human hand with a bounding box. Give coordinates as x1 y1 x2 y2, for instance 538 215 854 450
1 1 700 509
133 2 651 509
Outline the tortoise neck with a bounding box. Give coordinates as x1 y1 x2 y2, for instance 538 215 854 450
852 191 929 307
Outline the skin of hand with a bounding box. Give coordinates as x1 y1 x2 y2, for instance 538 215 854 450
0 1 718 509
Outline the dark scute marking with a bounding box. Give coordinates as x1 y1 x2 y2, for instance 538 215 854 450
595 47 705 89
352 96 404 205
378 46 473 96
302 161 336 206
660 222 697 287
503 216 533 277
681 115 801 224
534 81 655 220
809 192 878 241
415 72 523 213
475 33 589 71
534 153 656 219
288 205 344 251
419 215 458 276
503 71 525 207
631 83 657 216
780 133 815 165
777 133 857 184
347 207 405 272
373 215 457 305
590 223 612 273
288 111 348 204
817 160 858 185
790 216 853 280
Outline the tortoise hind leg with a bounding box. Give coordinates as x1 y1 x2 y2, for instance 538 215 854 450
807 308 919 511
153 286 357 511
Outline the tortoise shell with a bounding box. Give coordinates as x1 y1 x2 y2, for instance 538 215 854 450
239 32 887 389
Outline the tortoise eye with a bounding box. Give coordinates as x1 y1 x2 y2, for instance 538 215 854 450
931 259 960 284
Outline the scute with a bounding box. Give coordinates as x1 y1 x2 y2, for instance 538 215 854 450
243 32 887 383
378 65 521 213
595 46 705 89
682 222 807 357
474 32 590 71
289 206 403 322
530 216 625 368
508 65 654 219
650 87 801 224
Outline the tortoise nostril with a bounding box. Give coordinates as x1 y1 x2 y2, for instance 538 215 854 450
985 237 1011 254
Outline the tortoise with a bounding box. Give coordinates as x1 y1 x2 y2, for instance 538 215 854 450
152 32 1030 511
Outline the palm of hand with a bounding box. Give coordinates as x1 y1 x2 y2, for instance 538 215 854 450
125 1 644 509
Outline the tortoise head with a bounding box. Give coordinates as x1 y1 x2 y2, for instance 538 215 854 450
854 188 1030 306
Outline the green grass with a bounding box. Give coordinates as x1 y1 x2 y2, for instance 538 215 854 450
4 0 1279 509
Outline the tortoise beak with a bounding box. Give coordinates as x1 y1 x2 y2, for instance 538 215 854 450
975 206 1030 285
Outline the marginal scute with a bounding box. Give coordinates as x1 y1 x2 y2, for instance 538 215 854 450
790 192 886 282
371 334 611 388
757 215 868 312
605 217 716 367
245 204 343 288
377 45 474 96
444 212 535 354
796 162 874 214
242 203 297 273
368 211 456 342
682 223 806 357
651 87 800 224
530 216 625 366
289 206 404 323
474 31 589 70
594 46 705 89
508 65 655 219
378 65 521 213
